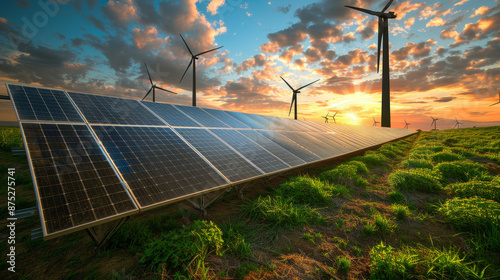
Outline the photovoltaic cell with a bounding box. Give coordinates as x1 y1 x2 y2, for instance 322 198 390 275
225 111 266 129
8 85 83 122
280 131 341 158
22 123 137 236
69 92 164 125
174 105 229 128
210 129 290 173
202 108 250 128
175 128 262 182
257 130 321 162
238 130 305 167
142 102 201 127
92 126 228 207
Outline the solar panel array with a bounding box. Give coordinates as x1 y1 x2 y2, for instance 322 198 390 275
7 83 417 239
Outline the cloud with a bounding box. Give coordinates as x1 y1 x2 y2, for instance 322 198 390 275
426 17 445 27
404 17 415 29
434 97 456 102
13 0 31 9
451 12 500 47
207 0 225 15
102 0 137 28
392 40 435 61
276 4 291 14
87 15 106 32
454 0 469 6
132 26 168 50
470 4 500 18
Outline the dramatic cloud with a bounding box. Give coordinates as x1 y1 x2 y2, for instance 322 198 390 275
207 0 225 15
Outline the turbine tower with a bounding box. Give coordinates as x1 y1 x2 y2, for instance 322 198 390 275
373 117 380 126
331 112 337 124
322 112 330 123
404 119 410 129
454 117 463 129
490 89 500 106
280 76 319 120
179 34 223 107
143 63 177 102
430 116 438 130
346 0 397 128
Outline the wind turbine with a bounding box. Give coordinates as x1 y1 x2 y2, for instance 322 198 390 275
179 34 223 107
322 112 330 123
430 116 438 130
281 76 320 120
346 0 397 128
490 89 500 106
331 112 338 124
142 63 177 102
454 117 463 129
373 117 380 126
404 119 410 129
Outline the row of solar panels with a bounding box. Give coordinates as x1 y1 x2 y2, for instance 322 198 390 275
7 84 416 238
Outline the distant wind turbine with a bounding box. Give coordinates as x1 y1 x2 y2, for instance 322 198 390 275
331 112 337 124
142 63 176 102
281 76 320 120
430 116 439 130
322 112 330 123
490 89 500 107
404 119 410 129
373 117 380 126
346 0 397 128
179 34 223 107
454 117 463 129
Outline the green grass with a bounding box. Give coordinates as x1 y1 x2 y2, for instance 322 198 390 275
276 176 348 207
446 181 500 203
401 158 434 169
431 150 465 163
387 191 405 204
0 127 23 151
106 219 154 253
220 222 253 258
391 204 411 220
241 196 325 229
337 256 351 273
351 151 388 168
434 160 489 184
374 214 397 234
345 160 369 174
319 164 367 188
388 169 442 193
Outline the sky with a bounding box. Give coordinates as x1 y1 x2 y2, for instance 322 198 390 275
0 0 499 130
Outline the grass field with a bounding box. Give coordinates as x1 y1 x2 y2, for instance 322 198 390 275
0 126 499 279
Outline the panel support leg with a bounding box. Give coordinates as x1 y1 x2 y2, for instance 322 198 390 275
185 188 232 216
86 216 129 251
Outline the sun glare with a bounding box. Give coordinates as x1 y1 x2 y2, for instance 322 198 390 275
347 113 357 124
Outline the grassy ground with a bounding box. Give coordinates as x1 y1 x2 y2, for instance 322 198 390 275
1 126 499 279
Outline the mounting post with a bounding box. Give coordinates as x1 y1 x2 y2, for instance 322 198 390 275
86 216 129 251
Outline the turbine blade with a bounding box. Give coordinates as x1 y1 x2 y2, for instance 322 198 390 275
155 86 177 94
297 79 320 91
142 87 153 101
196 46 224 56
489 102 500 106
326 112 329 117
381 0 394 13
144 63 153 85
377 19 383 74
179 34 194 56
345 5 380 16
334 112 337 117
179 58 193 83
280 76 295 91
288 94 296 116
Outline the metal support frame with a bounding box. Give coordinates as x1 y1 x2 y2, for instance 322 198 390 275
85 216 129 251
186 187 232 216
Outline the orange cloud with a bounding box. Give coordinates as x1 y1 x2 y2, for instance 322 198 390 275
102 0 137 27
440 29 459 39
207 0 225 15
260 41 280 53
426 17 445 27
404 17 415 29
132 26 168 50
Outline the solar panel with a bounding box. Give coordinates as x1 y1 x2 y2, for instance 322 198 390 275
92 126 228 208
202 108 250 128
210 129 290 173
257 130 321 162
69 92 164 125
22 123 137 236
225 111 266 129
279 131 341 158
238 130 305 167
8 85 83 122
175 128 263 182
174 105 229 128
142 101 201 127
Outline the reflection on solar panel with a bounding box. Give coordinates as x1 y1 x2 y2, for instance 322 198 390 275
7 83 417 240
257 130 321 162
211 129 290 173
238 130 305 167
92 126 228 208
176 128 262 182
69 92 164 125
175 105 229 128
142 102 201 127
202 108 250 128
225 111 266 129
9 85 83 122
22 123 137 236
